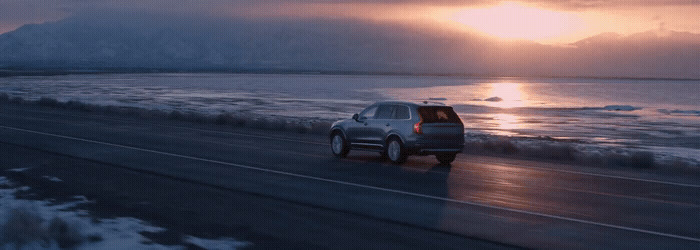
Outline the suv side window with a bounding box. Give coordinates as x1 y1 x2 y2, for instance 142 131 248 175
375 105 394 119
359 105 377 120
392 105 410 120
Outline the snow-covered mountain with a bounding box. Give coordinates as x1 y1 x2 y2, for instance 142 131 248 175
0 12 698 78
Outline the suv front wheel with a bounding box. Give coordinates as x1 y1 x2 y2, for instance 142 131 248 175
330 133 349 157
386 138 407 164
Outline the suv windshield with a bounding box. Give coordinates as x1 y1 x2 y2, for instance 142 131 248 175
417 106 462 124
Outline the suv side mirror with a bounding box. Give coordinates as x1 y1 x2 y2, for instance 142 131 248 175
352 113 359 121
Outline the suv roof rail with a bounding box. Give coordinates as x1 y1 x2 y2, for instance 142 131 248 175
421 100 446 105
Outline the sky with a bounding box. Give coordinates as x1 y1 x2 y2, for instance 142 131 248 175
1 0 698 44
0 1 697 78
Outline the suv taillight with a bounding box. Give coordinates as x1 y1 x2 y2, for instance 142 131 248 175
413 122 422 134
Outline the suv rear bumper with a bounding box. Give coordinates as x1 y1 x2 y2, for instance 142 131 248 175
406 140 464 155
417 148 463 155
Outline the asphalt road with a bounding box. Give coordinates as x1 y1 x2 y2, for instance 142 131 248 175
0 104 699 249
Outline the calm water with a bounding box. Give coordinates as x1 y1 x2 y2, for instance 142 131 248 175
1 73 698 160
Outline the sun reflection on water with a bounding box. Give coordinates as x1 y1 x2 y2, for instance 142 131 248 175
486 82 526 136
487 82 526 108
492 113 521 136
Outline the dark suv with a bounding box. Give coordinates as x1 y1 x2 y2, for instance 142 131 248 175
329 101 465 164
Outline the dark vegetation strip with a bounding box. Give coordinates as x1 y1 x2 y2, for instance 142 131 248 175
0 93 332 136
462 137 663 169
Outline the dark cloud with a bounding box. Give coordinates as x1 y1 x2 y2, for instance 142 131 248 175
0 0 697 35
2 0 698 15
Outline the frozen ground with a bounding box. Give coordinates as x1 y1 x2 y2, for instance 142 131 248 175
0 174 248 249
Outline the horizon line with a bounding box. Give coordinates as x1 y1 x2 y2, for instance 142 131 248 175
1 67 699 81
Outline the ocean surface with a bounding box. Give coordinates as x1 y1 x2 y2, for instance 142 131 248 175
1 73 698 163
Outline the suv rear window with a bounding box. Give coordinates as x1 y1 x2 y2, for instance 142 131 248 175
417 107 462 124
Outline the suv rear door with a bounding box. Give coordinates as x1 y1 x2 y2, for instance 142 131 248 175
417 106 464 140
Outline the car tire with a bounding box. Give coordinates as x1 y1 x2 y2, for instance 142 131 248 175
330 132 349 158
436 153 457 165
386 137 407 164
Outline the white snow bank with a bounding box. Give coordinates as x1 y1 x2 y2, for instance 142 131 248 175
6 168 29 172
463 133 699 168
0 177 10 186
0 176 248 250
185 236 250 250
41 176 62 182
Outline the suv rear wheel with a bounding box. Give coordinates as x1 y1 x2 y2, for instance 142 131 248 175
436 153 457 165
386 137 407 164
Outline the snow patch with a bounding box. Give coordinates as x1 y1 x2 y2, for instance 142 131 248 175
82 218 172 250
0 176 248 249
0 176 11 186
185 236 249 250
6 168 30 172
72 195 89 202
463 133 699 168
42 176 62 182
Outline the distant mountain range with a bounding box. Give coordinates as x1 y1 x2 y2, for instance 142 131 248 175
1 12 698 78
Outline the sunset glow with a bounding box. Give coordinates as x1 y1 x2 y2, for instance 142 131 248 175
451 2 586 42
492 113 521 136
488 82 526 108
